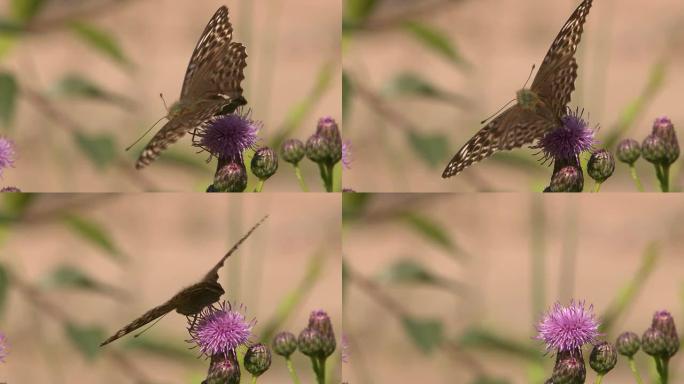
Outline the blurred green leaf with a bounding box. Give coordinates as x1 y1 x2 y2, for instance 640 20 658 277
10 0 46 23
401 316 443 353
378 258 437 285
601 242 659 333
62 214 124 260
344 0 378 27
0 193 34 221
489 151 544 173
342 193 371 222
0 19 24 35
383 72 469 106
471 378 512 384
43 264 124 298
407 130 450 168
459 327 542 362
0 264 8 318
0 71 18 127
155 149 210 173
52 74 135 109
68 21 130 66
124 336 199 362
65 322 104 360
73 131 117 169
400 212 460 256
402 20 465 66
342 70 353 119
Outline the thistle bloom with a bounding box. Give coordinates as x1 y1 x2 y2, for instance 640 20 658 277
188 301 255 358
342 140 352 169
194 110 260 161
0 332 7 363
0 137 16 176
536 300 600 352
536 110 596 163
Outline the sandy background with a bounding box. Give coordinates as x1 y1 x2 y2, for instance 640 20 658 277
0 0 341 191
344 194 684 383
344 0 684 192
0 193 342 383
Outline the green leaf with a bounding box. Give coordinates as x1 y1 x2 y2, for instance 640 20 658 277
52 74 135 109
342 193 371 222
0 19 24 35
400 316 443 353
383 72 469 106
407 130 450 168
400 212 458 255
44 264 102 291
459 327 542 362
155 149 210 173
64 322 104 360
124 336 199 362
73 131 117 169
378 259 435 284
342 70 354 119
0 193 34 221
344 0 378 27
0 264 9 318
0 72 18 127
402 20 465 66
10 0 46 23
62 214 124 260
68 21 130 66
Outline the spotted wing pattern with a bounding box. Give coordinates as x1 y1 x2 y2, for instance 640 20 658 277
442 0 593 178
135 6 247 169
100 216 267 347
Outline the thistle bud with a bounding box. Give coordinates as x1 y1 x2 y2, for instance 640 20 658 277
308 116 342 165
213 160 247 192
552 349 586 384
298 327 323 358
616 139 641 165
549 166 584 192
281 139 305 165
651 310 679 358
307 310 336 358
587 149 615 183
306 134 328 164
641 134 666 165
205 352 241 384
272 331 297 358
652 117 679 166
244 343 271 377
251 147 278 180
642 327 667 357
589 342 617 375
616 332 640 357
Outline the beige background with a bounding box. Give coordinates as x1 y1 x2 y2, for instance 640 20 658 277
0 193 342 383
344 194 684 382
1 0 341 191
344 0 684 192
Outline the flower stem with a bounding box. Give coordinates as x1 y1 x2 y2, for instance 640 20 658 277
286 358 302 384
593 182 602 192
662 357 669 384
294 165 309 192
251 376 258 384
317 356 327 384
254 179 265 192
628 357 644 384
594 373 604 384
661 164 670 192
310 356 325 384
629 165 644 192
317 163 332 192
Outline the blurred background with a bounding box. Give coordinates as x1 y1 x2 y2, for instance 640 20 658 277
343 193 684 383
0 193 342 383
0 0 341 191
343 0 684 191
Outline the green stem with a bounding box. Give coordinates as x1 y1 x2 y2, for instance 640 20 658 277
294 165 309 192
310 356 324 384
662 357 669 384
630 164 644 192
655 357 665 383
286 358 302 384
254 179 265 192
317 163 332 192
318 356 327 384
661 164 670 192
326 163 335 192
251 376 258 384
654 164 666 192
593 182 602 192
594 373 604 384
628 357 644 384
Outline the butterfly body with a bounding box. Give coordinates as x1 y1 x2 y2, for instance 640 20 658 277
442 0 593 178
173 281 225 316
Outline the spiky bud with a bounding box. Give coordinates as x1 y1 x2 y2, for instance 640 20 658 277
587 149 615 183
589 342 617 375
551 349 586 384
315 117 342 165
298 328 323 358
272 331 297 358
213 160 247 192
281 139 305 165
616 332 641 357
651 310 679 358
641 134 666 165
616 139 641 165
205 352 241 384
652 117 679 166
306 134 329 164
244 343 271 377
642 327 667 357
251 147 278 180
549 166 584 192
307 310 336 358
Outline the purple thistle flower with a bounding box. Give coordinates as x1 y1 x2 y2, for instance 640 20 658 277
0 332 8 363
535 109 596 163
341 333 349 363
342 140 352 169
536 300 600 352
193 109 260 161
187 301 255 358
0 187 20 192
0 137 16 176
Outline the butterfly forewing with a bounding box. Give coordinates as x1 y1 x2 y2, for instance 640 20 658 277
100 301 176 346
442 0 593 178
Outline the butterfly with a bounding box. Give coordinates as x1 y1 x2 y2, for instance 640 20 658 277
442 0 593 178
100 215 268 347
135 5 248 169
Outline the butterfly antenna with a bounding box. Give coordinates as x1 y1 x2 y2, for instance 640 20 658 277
480 98 516 125
125 116 167 151
133 312 168 338
159 93 170 113
523 64 536 89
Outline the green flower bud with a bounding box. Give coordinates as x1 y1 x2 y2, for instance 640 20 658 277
281 139 305 165
549 166 583 192
251 147 278 180
307 310 336 358
587 149 615 183
642 134 666 165
642 327 667 357
589 342 617 375
306 134 328 164
616 139 641 165
652 117 679 166
272 331 297 358
298 328 323 358
552 349 586 384
205 352 241 384
244 343 271 377
616 331 640 357
213 160 247 192
651 310 679 358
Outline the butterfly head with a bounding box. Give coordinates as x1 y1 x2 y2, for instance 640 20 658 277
516 89 542 111
167 100 186 119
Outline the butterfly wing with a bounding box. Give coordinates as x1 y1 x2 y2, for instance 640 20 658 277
442 106 557 177
100 300 176 346
531 0 593 117
202 215 268 283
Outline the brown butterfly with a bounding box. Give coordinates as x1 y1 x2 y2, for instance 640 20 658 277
100 215 268 347
135 5 248 169
442 0 593 178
